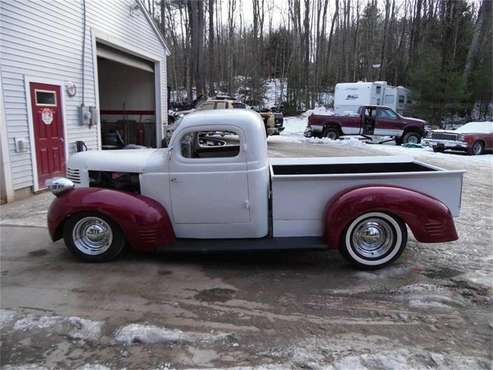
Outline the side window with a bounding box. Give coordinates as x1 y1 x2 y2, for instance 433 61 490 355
378 109 398 119
215 102 227 109
180 130 241 159
232 102 246 109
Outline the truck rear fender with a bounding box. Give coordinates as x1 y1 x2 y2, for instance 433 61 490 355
324 185 458 248
48 188 175 251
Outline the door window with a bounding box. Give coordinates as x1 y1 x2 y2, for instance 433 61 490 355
35 90 57 106
377 109 398 119
180 130 240 159
215 101 227 109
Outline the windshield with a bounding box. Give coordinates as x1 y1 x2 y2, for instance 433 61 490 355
456 121 493 134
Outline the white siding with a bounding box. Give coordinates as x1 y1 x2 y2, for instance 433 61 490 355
0 0 167 190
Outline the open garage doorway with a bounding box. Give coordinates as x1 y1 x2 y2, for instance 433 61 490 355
97 43 157 149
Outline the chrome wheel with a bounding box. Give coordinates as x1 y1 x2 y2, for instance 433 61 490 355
342 212 406 268
351 217 394 259
72 217 113 256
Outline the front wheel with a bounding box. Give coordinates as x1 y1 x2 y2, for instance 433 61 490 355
324 127 340 140
63 213 126 262
339 212 407 269
402 132 422 144
468 141 484 155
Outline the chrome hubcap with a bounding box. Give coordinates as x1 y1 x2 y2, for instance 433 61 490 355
351 218 394 258
473 143 482 154
72 217 113 255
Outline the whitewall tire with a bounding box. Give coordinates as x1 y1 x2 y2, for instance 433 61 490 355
340 212 407 269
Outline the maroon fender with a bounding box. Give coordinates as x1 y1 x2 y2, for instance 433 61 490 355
48 188 175 252
324 185 458 249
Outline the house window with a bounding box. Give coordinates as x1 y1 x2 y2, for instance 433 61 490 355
398 95 405 104
180 130 240 159
376 86 382 95
35 90 56 106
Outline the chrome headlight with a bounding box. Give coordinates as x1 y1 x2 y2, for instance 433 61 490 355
457 134 465 142
46 177 75 196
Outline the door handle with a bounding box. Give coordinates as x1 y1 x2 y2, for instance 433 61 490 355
170 177 179 183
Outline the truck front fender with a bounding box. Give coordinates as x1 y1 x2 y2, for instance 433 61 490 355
324 185 458 249
48 188 175 251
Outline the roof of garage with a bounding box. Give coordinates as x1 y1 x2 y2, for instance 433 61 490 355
137 0 171 56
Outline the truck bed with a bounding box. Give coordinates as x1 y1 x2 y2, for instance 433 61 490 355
270 156 464 237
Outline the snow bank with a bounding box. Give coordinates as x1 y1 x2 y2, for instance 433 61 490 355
12 313 103 340
114 323 231 345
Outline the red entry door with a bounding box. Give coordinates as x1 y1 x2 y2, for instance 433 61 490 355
30 83 65 188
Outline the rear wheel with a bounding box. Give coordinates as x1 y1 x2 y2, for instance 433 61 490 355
63 213 125 262
324 127 340 140
468 141 484 155
402 132 422 144
339 212 407 270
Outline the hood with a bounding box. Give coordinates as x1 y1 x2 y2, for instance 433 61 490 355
69 149 168 173
401 116 426 126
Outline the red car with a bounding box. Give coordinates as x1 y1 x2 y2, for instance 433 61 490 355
423 121 493 155
305 105 428 145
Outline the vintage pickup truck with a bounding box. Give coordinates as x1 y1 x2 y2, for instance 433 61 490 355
305 105 428 145
47 110 464 269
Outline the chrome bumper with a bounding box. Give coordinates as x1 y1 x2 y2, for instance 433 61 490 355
422 138 468 149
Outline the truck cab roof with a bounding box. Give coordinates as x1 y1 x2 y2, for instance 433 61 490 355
171 109 268 164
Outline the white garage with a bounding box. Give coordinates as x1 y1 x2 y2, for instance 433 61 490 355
0 0 169 203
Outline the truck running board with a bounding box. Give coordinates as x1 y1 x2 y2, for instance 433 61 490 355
164 237 327 253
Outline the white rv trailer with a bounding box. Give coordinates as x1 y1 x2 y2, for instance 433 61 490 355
334 81 410 114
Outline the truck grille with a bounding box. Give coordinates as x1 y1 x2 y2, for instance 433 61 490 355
66 168 80 184
431 132 458 141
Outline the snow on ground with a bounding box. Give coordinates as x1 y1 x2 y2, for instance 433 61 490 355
114 323 231 345
0 309 16 329
11 312 103 341
272 333 491 370
277 113 493 165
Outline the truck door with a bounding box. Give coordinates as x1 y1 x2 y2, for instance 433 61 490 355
362 106 376 135
375 107 404 137
169 126 250 226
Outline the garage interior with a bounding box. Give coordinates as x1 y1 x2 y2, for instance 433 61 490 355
97 43 157 149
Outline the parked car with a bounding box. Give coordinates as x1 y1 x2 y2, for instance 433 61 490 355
305 105 428 145
47 110 463 270
423 121 493 155
196 99 284 136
